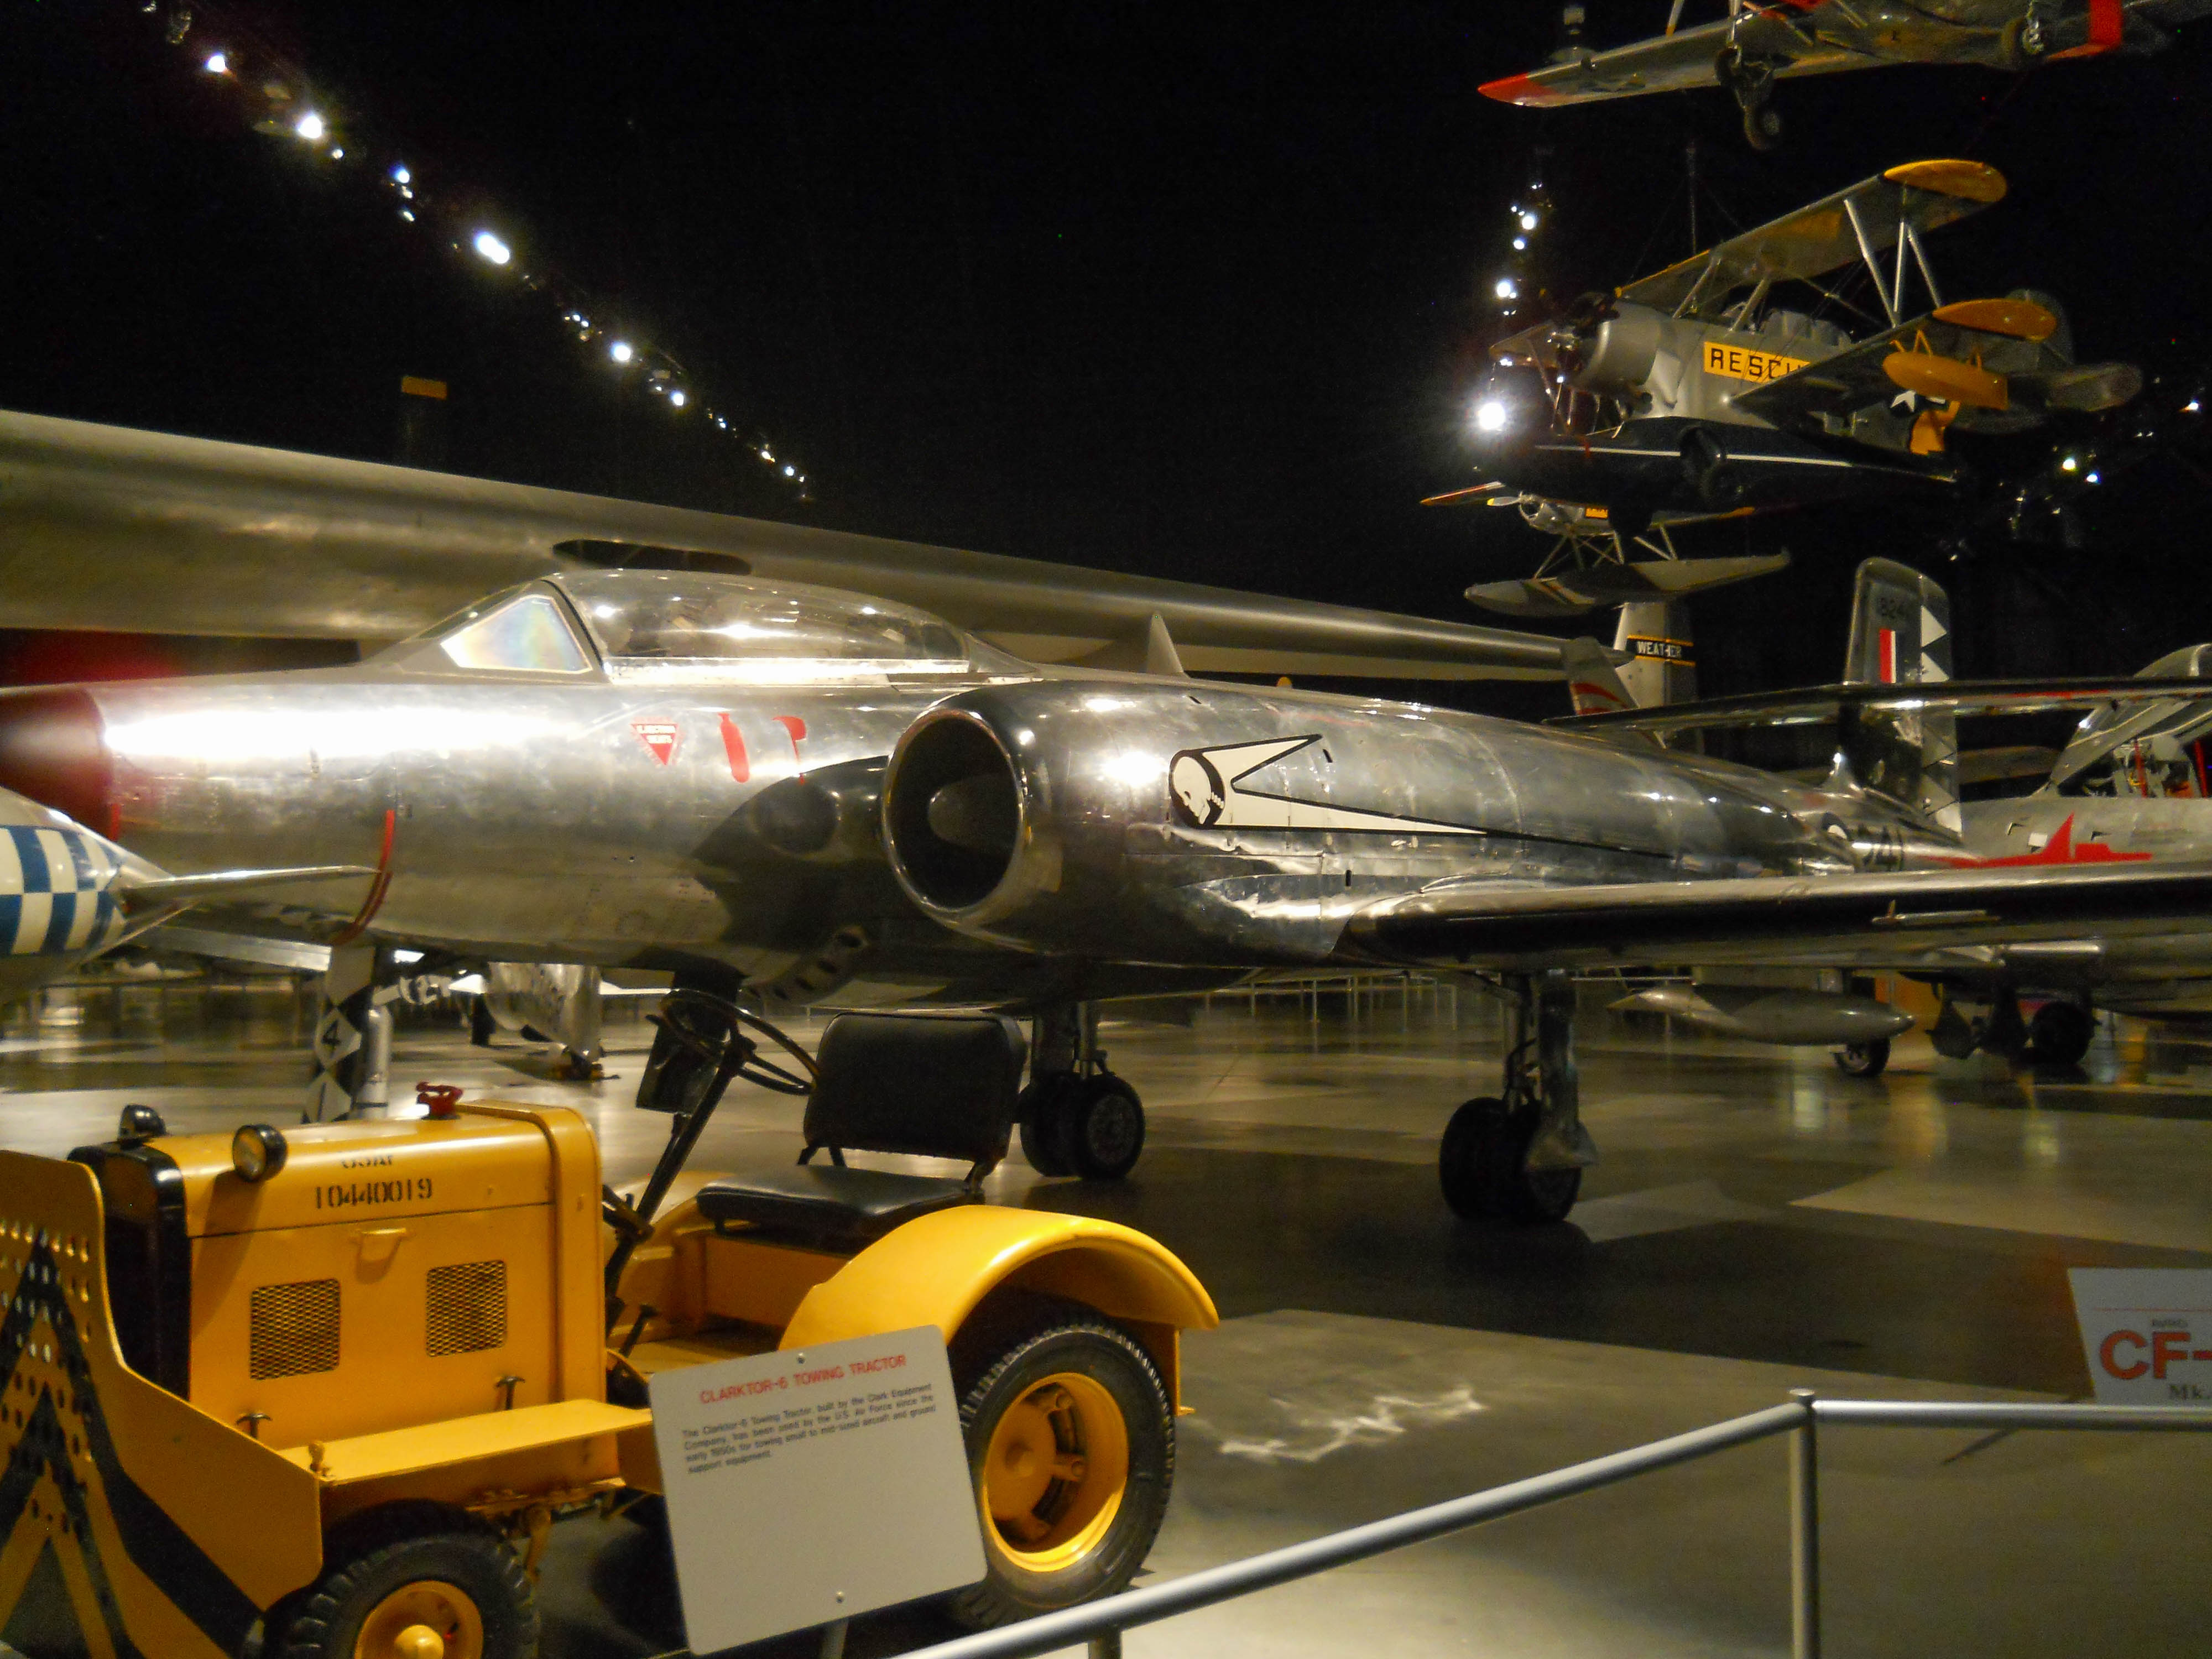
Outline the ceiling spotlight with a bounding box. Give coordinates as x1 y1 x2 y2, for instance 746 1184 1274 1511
760 449 774 462
609 340 634 364
1494 277 1518 301
391 164 411 185
2060 455 2079 472
1512 237 1526 251
399 209 415 222
472 230 511 265
329 148 343 159
784 465 796 477
294 111 325 142
1520 211 1540 231
1475 399 1508 434
670 390 688 408
202 50 228 74
2085 471 2101 484
2187 399 2203 414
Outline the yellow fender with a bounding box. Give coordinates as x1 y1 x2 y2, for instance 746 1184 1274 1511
779 1207 1217 1407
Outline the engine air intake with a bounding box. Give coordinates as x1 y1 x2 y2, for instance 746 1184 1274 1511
884 714 1021 911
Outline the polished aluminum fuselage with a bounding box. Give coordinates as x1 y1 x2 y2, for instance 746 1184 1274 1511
23 635 1973 1009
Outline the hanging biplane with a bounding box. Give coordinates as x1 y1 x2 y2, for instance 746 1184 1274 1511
1461 159 2142 546
1481 1 2210 149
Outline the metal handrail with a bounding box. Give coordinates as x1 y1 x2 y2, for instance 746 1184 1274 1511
899 1394 2212 1659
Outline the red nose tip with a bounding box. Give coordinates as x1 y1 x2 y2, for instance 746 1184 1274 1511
0 688 116 838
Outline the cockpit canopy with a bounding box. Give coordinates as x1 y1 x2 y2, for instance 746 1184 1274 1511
396 569 1019 685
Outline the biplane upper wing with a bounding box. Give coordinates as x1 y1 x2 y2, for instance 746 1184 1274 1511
1479 12 1860 108
1618 160 2006 320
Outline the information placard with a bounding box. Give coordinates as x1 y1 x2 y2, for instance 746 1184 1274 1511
649 1326 985 1652
2068 1269 2212 1406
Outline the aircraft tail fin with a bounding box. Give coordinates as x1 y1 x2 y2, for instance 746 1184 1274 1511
1562 638 1638 718
1839 558 1959 832
1612 599 1695 708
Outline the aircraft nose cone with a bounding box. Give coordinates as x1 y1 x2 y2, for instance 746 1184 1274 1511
0 688 115 837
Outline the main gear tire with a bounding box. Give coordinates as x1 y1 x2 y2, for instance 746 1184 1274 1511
2028 1000 2095 1068
1065 1075 1146 1181
1743 101 1783 150
947 1310 1174 1629
1438 1097 1583 1224
277 1505 535 1659
1017 1076 1077 1176
1833 1039 1891 1078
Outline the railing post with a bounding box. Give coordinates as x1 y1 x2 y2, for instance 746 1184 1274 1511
1088 1630 1123 1658
1789 1389 1820 1659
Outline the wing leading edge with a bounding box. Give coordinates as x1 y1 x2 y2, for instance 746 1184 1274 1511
1344 860 2212 972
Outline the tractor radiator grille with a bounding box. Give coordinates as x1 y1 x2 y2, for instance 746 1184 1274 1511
426 1260 508 1357
249 1279 340 1379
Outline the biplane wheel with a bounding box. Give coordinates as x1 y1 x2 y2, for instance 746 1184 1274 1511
948 1309 1173 1628
1439 1097 1582 1225
1833 1039 1890 1079
278 1504 535 1659
1743 101 1783 150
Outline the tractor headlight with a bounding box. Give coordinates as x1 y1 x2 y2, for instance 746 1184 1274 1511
232 1124 288 1183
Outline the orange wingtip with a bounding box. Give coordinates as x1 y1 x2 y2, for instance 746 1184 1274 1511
1479 72 1559 105
1932 298 2058 342
1881 159 2007 204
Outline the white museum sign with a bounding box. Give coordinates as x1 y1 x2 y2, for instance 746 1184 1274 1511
2068 1269 2212 1406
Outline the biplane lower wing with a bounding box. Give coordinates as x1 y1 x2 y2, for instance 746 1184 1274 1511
1479 12 1860 108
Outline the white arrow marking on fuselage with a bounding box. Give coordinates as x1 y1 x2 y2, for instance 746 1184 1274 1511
1167 736 1485 836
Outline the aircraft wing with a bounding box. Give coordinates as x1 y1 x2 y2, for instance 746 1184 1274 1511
1551 676 2212 740
1734 299 2138 431
1619 161 2005 319
0 408 1568 682
1479 13 1861 108
1343 860 2212 973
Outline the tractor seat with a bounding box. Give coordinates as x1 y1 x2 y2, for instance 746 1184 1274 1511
695 1011 1026 1250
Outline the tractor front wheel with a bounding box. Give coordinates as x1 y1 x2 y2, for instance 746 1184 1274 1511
948 1310 1174 1628
278 1505 535 1659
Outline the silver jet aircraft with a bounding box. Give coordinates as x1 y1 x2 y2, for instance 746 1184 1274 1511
6 562 2212 1225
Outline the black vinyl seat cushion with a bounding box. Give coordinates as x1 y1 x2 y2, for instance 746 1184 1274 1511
696 1165 980 1248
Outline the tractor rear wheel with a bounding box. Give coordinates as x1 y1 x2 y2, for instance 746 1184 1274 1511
948 1310 1174 1628
278 1505 535 1659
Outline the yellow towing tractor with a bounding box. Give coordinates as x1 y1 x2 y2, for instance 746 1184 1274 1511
0 1003 1217 1658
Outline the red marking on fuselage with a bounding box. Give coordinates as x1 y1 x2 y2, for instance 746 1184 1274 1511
633 719 681 765
773 716 807 775
1878 627 1897 684
719 713 750 783
1939 813 2150 868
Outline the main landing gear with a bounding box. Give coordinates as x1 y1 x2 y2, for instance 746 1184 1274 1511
1715 43 1783 150
1440 971 1598 1224
1931 985 2098 1070
1020 1003 1147 1181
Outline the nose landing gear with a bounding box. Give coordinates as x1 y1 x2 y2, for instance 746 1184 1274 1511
1439 971 1596 1224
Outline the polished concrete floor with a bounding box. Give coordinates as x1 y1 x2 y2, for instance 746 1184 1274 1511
2 978 2208 1657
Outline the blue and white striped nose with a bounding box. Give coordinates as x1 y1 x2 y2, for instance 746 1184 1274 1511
0 820 124 960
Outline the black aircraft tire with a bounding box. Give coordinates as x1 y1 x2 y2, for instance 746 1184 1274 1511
278 1504 536 1659
1066 1076 1146 1181
947 1313 1174 1629
1744 101 1783 151
469 997 498 1046
1439 1098 1583 1225
1018 1078 1077 1177
1833 1039 1891 1079
2029 1001 2095 1068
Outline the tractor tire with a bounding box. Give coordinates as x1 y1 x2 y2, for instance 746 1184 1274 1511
2028 1000 2095 1068
278 1504 535 1659
1438 1097 1582 1224
1065 1075 1146 1181
947 1311 1174 1629
1833 1039 1891 1078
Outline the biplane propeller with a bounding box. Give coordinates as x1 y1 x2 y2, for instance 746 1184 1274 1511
1457 160 2141 544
